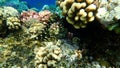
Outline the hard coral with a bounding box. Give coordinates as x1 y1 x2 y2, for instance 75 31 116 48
20 10 52 24
96 0 120 34
6 17 21 30
34 41 62 68
39 10 53 23
34 40 82 68
20 10 40 23
0 6 21 33
0 6 19 20
57 0 98 29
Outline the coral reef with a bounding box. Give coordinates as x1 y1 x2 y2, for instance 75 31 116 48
0 18 81 68
0 0 120 68
20 9 66 40
0 7 69 67
57 0 120 34
56 0 98 29
34 40 82 68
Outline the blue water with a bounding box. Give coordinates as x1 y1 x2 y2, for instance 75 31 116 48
21 0 56 10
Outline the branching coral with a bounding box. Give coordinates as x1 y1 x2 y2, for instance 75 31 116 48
6 17 21 30
39 10 53 23
28 22 46 39
56 0 98 29
34 40 82 68
0 6 21 34
34 40 62 68
57 0 120 34
20 10 40 23
20 9 66 40
20 10 52 23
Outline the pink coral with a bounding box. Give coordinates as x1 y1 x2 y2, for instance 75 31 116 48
20 10 52 23
20 10 40 22
39 10 53 22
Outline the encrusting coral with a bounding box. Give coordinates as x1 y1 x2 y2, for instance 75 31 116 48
56 0 98 29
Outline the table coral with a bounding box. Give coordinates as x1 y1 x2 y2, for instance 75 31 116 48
56 0 98 29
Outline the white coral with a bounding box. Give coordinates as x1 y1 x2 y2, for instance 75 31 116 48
96 0 120 27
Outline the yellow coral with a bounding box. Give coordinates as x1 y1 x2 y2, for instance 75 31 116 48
57 0 98 29
6 17 21 30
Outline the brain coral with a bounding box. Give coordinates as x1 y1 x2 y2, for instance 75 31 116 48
56 0 98 29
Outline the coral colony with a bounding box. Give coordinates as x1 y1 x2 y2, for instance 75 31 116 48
0 0 120 68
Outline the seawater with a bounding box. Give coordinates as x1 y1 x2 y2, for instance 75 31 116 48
21 0 55 10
